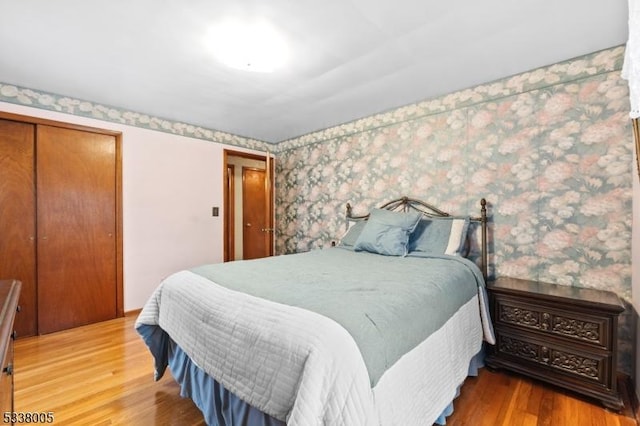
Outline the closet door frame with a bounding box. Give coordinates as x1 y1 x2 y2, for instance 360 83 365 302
0 111 124 319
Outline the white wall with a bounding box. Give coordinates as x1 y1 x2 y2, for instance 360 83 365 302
0 101 264 311
123 128 224 310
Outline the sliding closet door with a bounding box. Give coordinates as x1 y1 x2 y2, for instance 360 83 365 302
0 119 37 337
36 125 117 334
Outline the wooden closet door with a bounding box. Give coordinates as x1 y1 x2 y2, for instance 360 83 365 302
0 119 37 337
36 125 117 334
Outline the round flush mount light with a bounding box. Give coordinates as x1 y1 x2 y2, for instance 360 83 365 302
204 19 289 73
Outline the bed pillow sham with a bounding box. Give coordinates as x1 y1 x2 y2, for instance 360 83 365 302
409 217 470 256
338 220 367 249
353 208 422 256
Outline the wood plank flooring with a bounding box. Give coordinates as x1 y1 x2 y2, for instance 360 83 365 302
14 314 638 425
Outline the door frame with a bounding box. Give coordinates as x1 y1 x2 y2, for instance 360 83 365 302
223 149 274 262
0 111 124 319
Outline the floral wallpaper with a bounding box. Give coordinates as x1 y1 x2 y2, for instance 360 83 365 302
0 45 633 374
274 46 634 374
0 83 270 152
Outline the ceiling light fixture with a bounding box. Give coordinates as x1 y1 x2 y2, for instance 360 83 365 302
204 19 289 73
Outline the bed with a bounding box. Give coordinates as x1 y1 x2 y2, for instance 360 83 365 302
136 197 495 425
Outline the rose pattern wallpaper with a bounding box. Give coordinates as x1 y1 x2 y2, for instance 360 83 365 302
0 45 634 374
274 46 634 373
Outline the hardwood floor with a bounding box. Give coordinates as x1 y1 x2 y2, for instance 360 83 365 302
15 313 204 425
446 369 636 426
14 314 638 425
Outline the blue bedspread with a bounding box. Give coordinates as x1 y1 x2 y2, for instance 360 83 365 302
191 247 485 387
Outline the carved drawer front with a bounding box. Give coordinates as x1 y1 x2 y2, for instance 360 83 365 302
494 297 610 349
496 332 608 386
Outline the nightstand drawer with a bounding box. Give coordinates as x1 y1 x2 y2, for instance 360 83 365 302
494 296 611 350
487 277 625 410
495 330 611 387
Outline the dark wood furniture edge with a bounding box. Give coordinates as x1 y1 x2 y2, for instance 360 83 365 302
489 277 625 313
0 281 21 361
0 280 21 419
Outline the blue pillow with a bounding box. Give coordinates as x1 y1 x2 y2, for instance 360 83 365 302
409 217 470 256
338 221 366 249
354 209 422 256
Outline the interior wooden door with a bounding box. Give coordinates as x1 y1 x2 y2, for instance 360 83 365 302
225 164 235 261
224 150 274 262
0 119 37 337
36 125 117 334
242 167 271 259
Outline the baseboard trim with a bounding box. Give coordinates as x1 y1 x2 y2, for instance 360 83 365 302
124 308 142 317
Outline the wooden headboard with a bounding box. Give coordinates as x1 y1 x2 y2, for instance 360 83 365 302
346 196 488 280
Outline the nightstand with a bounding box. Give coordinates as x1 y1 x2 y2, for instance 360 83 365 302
486 277 625 410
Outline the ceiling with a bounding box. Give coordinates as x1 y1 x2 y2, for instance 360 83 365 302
0 0 629 143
